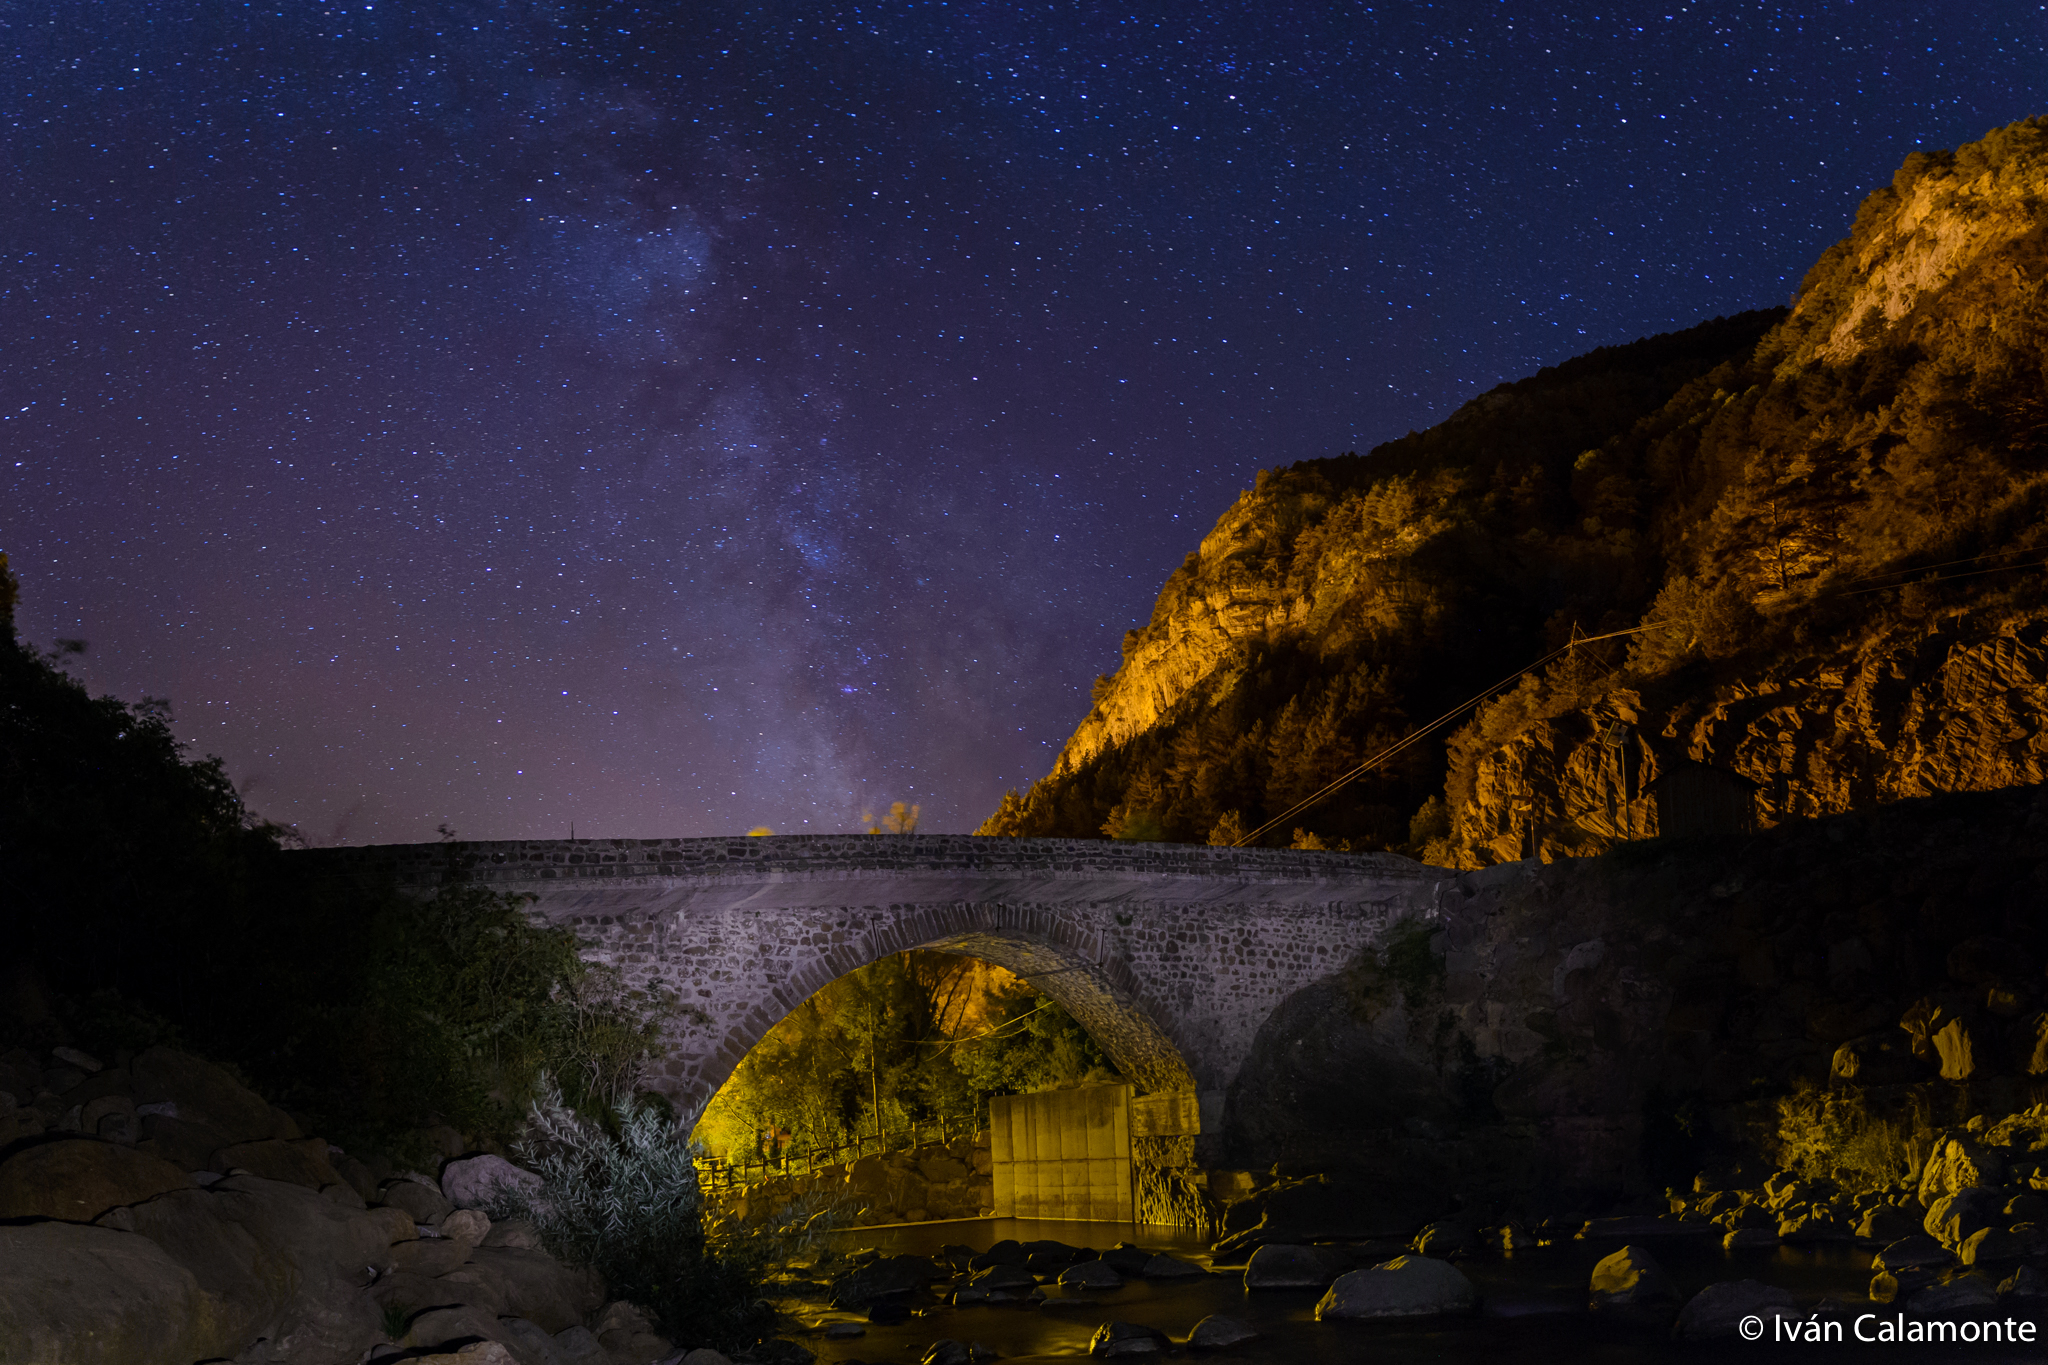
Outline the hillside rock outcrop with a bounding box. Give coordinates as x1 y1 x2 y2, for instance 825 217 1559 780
984 119 2048 866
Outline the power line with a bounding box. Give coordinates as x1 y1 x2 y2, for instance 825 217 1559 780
1233 621 1667 848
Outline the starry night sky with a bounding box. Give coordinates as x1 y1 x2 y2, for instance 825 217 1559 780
3 2 2041 844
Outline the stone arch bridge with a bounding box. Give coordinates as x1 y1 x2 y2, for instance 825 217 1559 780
309 835 1449 1141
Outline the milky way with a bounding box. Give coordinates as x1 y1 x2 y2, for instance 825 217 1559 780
3 2 2040 842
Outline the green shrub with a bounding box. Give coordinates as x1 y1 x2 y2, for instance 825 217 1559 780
491 1085 775 1352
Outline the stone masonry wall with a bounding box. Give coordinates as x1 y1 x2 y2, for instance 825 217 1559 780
300 835 1451 1130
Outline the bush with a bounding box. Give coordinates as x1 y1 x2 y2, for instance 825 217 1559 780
492 1085 776 1351
334 884 672 1153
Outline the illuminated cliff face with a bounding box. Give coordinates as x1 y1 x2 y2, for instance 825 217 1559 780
1796 135 2048 370
992 118 2048 861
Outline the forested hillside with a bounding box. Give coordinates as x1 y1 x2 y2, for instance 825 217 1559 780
983 117 2048 864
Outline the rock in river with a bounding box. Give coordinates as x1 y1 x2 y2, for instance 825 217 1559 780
1314 1256 1477 1320
1673 1281 1797 1339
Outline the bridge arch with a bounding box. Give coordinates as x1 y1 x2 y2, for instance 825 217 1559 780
308 833 1443 1131
669 900 1201 1111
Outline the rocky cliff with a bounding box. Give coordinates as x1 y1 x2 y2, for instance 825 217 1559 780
982 117 2048 862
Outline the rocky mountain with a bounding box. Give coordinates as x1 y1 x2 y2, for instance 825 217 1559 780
981 117 2048 864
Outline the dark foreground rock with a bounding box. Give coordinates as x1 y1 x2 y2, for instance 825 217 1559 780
1313 1256 1476 1320
829 1254 943 1308
1088 1320 1169 1356
1242 1242 1347 1288
0 1043 683 1365
1672 1281 1798 1339
1588 1245 1679 1312
1185 1314 1260 1348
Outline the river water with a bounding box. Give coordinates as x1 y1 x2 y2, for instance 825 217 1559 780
763 1218 2043 1363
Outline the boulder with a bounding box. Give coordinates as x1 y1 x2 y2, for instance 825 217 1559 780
1918 1136 2006 1204
829 1253 941 1308
1673 1280 1798 1339
1185 1313 1260 1348
461 1246 605 1333
1588 1245 1679 1310
83 1093 136 1144
1722 1228 1780 1249
1832 1033 1923 1085
2000 1265 2045 1297
322 1180 368 1210
593 1301 674 1363
381 1175 456 1225
921 1341 972 1365
444 1207 492 1248
1058 1259 1124 1290
681 1351 733 1365
135 1114 236 1173
366 1204 420 1243
1948 936 2035 986
1874 1235 1953 1272
1905 1275 2000 1318
497 1315 584 1365
483 1218 544 1250
113 1184 313 1351
1959 1226 2023 1265
391 1236 472 1275
968 1238 1025 1268
1925 1188 2005 1248
442 1153 544 1211
1869 1269 1936 1303
130 1047 279 1144
334 1151 381 1203
1243 1242 1347 1288
1718 1202 1776 1231
50 1045 103 1073
434 1261 513 1317
1313 1256 1477 1320
1141 1253 1205 1278
192 1174 389 1359
917 1150 973 1184
1413 1220 1477 1256
2017 1011 2048 1075
968 1263 1038 1291
1854 1205 1919 1242
1022 1238 1083 1261
212 1136 342 1189
0 1220 234 1364
1099 1242 1153 1276
1778 1210 1853 1242
1087 1321 1169 1356
0 1137 195 1221
403 1302 517 1356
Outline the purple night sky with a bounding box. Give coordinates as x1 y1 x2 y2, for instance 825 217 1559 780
4 2 2040 843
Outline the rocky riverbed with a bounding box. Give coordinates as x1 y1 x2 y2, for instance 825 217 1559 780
767 1206 2047 1365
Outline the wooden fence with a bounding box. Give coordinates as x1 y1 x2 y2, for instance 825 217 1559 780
694 1120 964 1193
